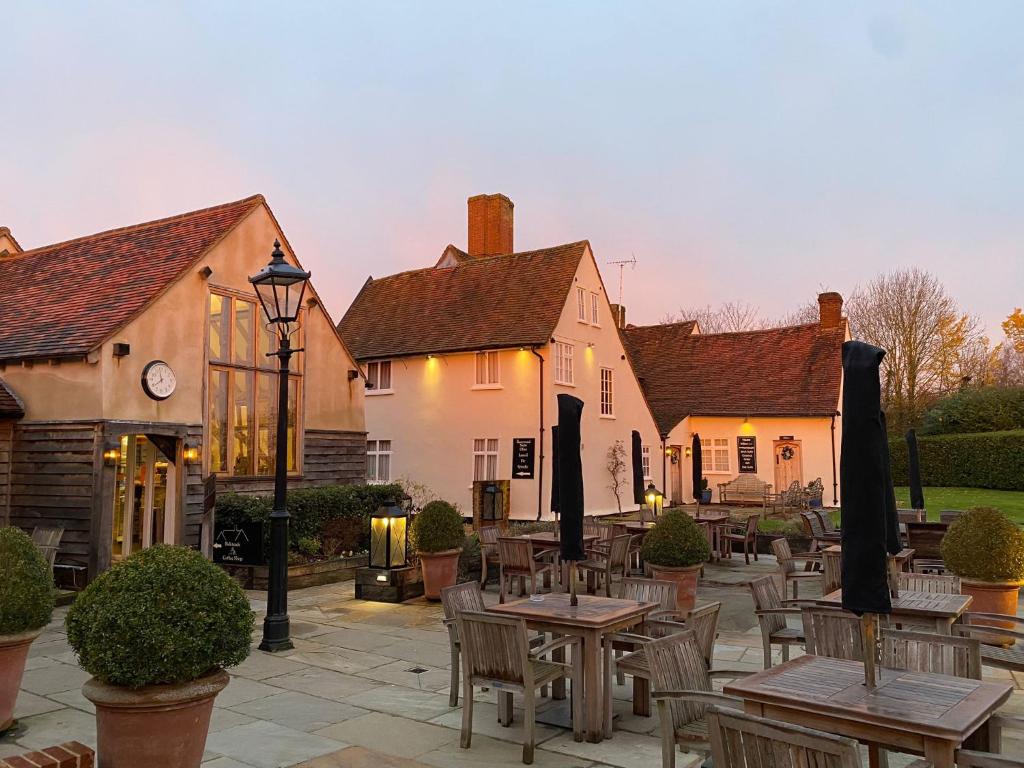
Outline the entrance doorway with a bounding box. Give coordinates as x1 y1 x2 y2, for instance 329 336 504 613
773 440 803 492
111 435 178 560
668 446 683 506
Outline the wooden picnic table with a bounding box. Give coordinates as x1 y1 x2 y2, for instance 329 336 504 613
724 654 1012 768
489 592 658 743
818 588 971 634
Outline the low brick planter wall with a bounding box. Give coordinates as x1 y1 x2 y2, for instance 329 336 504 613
221 553 368 589
0 741 94 767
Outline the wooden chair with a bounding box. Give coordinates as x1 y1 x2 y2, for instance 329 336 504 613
497 537 556 604
441 582 487 707
576 534 631 597
639 505 657 524
706 706 861 768
31 526 64 571
956 750 1024 768
478 526 500 589
717 515 758 564
897 572 961 594
940 509 963 525
800 607 865 661
455 611 581 764
770 537 821 599
879 628 981 679
748 576 814 668
897 507 925 544
822 547 842 595
907 521 948 572
955 613 1024 673
815 508 840 536
800 510 841 551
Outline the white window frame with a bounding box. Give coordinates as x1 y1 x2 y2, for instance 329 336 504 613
473 350 501 388
642 445 651 481
576 287 587 322
473 438 499 482
590 292 600 326
553 342 575 386
600 367 614 417
366 360 393 395
701 437 730 473
367 439 392 483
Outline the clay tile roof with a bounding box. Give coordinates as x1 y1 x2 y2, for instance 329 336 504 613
338 241 589 360
622 321 845 433
0 196 263 361
0 378 24 419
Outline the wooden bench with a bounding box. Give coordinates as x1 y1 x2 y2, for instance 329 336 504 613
717 475 771 511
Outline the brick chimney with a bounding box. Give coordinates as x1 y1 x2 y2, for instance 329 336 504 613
609 303 627 329
818 292 844 330
467 194 513 257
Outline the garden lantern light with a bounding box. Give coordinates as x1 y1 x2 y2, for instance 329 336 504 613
370 499 409 571
645 481 664 517
482 481 503 522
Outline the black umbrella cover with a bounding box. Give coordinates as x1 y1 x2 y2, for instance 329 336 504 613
631 430 645 505
556 394 586 562
691 433 703 502
550 425 560 515
906 429 925 511
840 340 901 616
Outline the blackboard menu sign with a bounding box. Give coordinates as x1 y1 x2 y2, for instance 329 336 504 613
737 436 757 474
512 437 535 479
213 522 264 565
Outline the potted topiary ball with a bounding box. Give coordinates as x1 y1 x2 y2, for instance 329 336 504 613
640 509 711 611
0 527 56 733
67 545 254 768
412 500 466 600
940 507 1024 628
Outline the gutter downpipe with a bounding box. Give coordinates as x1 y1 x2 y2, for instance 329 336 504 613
830 412 839 506
660 433 668 500
531 346 545 521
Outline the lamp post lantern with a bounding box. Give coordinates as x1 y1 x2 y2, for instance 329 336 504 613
250 240 310 652
645 481 664 518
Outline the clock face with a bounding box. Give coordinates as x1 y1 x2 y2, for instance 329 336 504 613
142 360 176 401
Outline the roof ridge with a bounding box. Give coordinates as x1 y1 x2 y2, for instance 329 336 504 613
627 320 823 339
8 194 264 261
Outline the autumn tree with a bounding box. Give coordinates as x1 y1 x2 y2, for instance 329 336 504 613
1003 308 1024 353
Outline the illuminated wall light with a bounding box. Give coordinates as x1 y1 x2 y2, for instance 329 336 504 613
183 445 201 464
102 448 120 466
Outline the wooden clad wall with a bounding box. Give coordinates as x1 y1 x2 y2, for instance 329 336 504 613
184 424 205 549
0 422 12 525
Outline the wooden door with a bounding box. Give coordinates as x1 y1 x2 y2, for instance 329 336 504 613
669 446 683 506
773 440 803 492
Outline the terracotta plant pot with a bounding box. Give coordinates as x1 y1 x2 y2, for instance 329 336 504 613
0 629 42 733
649 564 703 612
83 668 229 768
419 549 462 600
961 579 1022 645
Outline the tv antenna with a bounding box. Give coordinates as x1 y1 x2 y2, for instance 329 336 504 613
607 254 637 306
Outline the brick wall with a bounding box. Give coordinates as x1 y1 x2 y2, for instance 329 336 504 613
0 742 94 767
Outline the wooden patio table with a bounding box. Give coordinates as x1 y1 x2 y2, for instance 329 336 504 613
516 532 598 590
724 654 1012 768
818 588 971 634
489 592 658 742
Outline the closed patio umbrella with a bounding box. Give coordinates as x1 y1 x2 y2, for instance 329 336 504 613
556 394 585 606
550 425 560 518
691 433 703 503
631 430 645 507
840 340 902 687
906 428 925 511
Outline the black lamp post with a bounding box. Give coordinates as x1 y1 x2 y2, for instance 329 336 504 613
250 240 310 652
645 481 664 517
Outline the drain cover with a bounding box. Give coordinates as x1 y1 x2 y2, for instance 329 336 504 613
406 666 428 674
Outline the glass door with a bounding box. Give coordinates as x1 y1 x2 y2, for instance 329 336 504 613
111 435 175 560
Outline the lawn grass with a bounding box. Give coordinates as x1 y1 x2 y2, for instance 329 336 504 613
894 486 1024 525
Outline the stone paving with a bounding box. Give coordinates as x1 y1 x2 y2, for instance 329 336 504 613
2 556 1021 767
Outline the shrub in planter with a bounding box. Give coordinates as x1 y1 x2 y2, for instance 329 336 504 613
412 501 466 600
67 546 254 768
0 527 56 732
640 509 711 611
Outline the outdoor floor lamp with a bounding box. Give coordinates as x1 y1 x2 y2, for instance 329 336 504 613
250 239 310 652
645 481 664 517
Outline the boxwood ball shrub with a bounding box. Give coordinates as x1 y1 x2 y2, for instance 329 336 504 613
0 527 56 636
412 500 466 553
940 507 1024 583
641 509 711 568
66 545 254 689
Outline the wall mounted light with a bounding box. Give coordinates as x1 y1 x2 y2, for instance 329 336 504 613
183 444 201 464
347 369 359 381
103 447 120 466
684 446 692 458
112 342 130 358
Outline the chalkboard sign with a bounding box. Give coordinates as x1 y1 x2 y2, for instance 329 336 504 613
512 437 535 479
213 521 264 565
737 436 757 473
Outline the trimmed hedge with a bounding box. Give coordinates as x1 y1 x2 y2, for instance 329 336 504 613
921 387 1024 436
889 430 1024 491
215 483 405 553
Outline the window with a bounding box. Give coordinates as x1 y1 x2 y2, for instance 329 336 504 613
473 438 499 481
367 439 392 483
366 360 392 393
474 351 500 386
642 445 651 481
590 292 600 325
701 437 730 473
576 287 586 322
554 342 574 385
208 293 301 477
600 367 614 416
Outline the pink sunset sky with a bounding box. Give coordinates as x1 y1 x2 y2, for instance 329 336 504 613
1 3 1021 338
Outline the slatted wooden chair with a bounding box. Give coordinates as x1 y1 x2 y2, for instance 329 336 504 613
822 547 842 595
496 537 556 604
801 607 865 661
478 526 500 589
576 534 631 597
956 750 1024 768
706 706 861 768
800 510 841 552
748 576 814 669
717 515 758 564
644 631 751 768
607 577 681 692
455 610 581 764
897 572 961 594
907 521 948 573
31 526 64 572
770 537 821 599
879 628 981 679
940 509 963 525
815 508 841 537
955 613 1024 674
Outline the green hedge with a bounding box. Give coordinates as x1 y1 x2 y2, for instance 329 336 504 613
889 430 1024 491
921 387 1024 435
215 483 404 553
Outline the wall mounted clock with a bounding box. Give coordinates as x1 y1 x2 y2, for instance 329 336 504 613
141 360 176 401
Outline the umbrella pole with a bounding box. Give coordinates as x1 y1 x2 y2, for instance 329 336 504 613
570 566 578 607
862 613 877 689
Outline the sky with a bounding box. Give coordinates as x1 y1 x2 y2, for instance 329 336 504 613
2 2 1021 338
